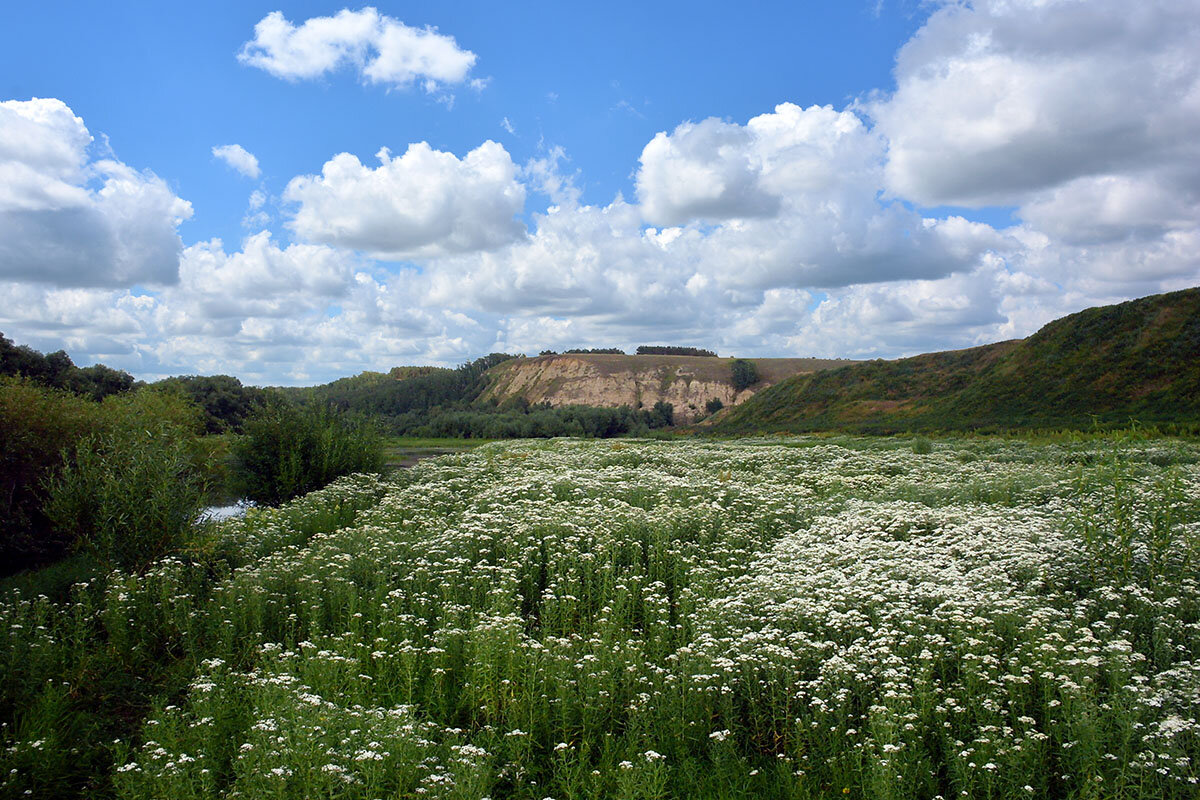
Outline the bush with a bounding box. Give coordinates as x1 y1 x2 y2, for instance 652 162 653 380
651 401 675 427
705 398 725 415
912 436 933 454
153 374 269 433
39 390 210 572
233 402 384 506
0 377 101 571
731 359 759 391
43 427 208 572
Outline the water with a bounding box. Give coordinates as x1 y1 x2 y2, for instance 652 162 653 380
199 500 254 522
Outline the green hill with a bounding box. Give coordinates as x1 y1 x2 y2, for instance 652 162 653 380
712 287 1200 434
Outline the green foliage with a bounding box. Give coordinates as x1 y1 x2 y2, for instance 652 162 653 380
233 402 384 505
1 380 213 574
730 358 759 391
397 401 679 439
1 331 135 401
153 374 269 433
42 390 210 572
4 437 1198 798
0 475 389 799
0 377 101 571
651 400 675 427
280 353 516 419
912 436 933 454
635 345 718 356
717 287 1200 435
705 397 724 415
44 429 207 573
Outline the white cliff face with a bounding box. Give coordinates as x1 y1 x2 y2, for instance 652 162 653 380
480 355 763 423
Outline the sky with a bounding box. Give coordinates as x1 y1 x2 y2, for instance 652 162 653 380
1 1 1198 385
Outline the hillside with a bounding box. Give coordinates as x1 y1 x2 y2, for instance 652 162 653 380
713 287 1200 434
479 353 854 422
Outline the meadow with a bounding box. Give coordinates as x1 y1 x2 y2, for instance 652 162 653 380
2 435 1198 798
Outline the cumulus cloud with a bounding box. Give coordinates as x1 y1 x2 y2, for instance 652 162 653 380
238 8 477 92
637 118 779 225
212 144 260 179
284 140 526 258
864 0 1200 308
0 98 192 287
872 0 1200 208
174 231 355 320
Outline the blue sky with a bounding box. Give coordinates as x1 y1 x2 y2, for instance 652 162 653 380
2 1 933 246
1 2 1197 383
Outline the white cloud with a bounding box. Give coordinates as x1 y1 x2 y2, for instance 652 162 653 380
637 118 778 225
866 0 1200 298
284 140 526 258
242 189 270 228
5 4 1200 385
632 104 1005 292
174 231 354 320
0 98 192 288
872 0 1200 208
238 8 477 92
212 144 260 179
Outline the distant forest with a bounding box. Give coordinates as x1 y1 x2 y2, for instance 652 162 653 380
635 346 718 357
1 334 679 443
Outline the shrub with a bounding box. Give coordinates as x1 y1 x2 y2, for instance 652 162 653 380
38 389 210 572
705 398 725 415
233 402 384 506
651 400 675 427
43 427 208 572
912 436 933 454
731 359 759 391
0 377 100 571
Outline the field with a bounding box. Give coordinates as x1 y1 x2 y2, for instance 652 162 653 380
2 435 1199 798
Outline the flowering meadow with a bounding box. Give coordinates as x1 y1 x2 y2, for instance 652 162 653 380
2 435 1199 799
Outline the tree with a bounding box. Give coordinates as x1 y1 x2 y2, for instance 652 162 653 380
731 359 759 391
651 400 675 427
155 374 268 433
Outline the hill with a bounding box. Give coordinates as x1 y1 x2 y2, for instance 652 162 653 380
712 287 1200 434
479 353 854 422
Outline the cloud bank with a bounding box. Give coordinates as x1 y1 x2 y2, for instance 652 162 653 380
2 0 1198 383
